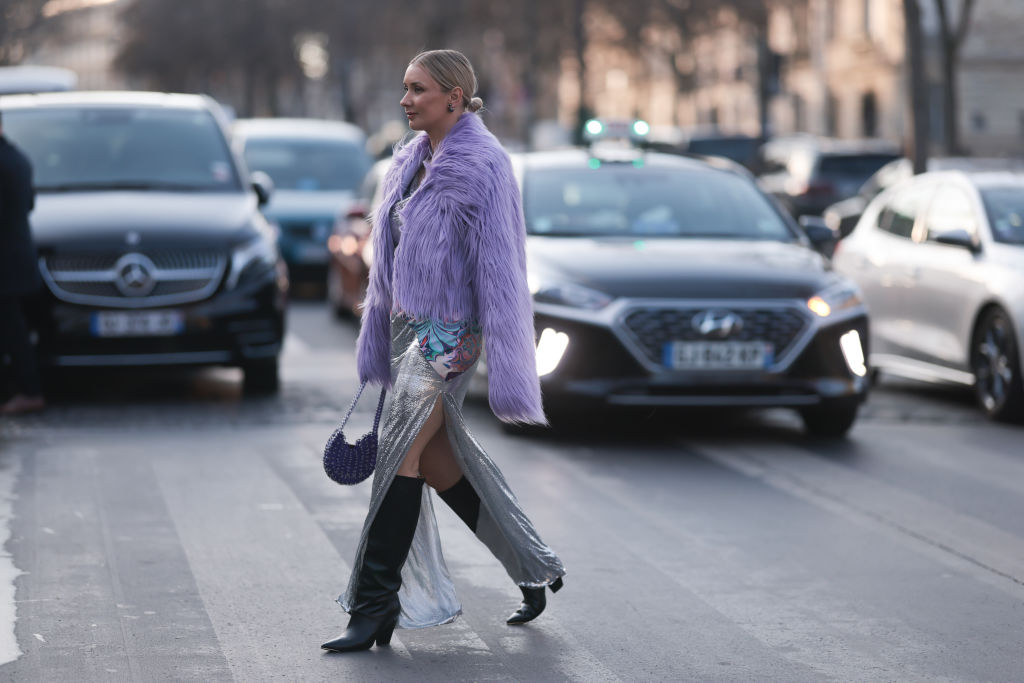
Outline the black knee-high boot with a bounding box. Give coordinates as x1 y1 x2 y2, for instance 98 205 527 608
437 476 563 625
437 475 480 532
322 475 424 653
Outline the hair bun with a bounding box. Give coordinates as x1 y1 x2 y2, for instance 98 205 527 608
468 97 484 113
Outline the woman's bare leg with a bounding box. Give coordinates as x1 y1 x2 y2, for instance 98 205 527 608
418 421 464 492
395 396 446 479
395 394 465 490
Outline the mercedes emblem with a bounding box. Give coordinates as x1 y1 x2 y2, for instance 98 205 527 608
113 253 158 297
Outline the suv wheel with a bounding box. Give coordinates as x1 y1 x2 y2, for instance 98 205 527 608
799 397 859 437
970 307 1024 421
243 358 280 395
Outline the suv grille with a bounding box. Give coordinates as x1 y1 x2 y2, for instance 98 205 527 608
41 249 227 308
622 306 809 366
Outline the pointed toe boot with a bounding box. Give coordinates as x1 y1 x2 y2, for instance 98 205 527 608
506 577 563 625
322 476 423 653
439 477 565 627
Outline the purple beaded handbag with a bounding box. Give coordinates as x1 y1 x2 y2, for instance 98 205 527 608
323 381 387 485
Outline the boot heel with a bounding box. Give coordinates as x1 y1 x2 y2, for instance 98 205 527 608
549 577 564 594
375 622 396 646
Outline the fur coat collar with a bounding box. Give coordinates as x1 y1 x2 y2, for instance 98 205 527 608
355 113 545 425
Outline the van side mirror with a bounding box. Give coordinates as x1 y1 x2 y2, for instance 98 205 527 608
798 215 838 257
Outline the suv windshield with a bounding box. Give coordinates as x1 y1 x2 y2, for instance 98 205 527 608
523 165 794 240
243 138 369 192
4 106 241 192
981 186 1024 244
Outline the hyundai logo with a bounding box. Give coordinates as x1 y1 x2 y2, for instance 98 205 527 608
113 253 158 297
692 310 744 339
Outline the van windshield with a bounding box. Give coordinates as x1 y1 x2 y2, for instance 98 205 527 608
243 138 369 192
4 107 242 192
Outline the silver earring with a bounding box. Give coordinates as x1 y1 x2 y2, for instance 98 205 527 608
447 102 455 113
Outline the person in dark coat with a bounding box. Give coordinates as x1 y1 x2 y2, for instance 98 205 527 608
0 111 46 415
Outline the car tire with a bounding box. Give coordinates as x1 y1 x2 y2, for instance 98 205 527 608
970 307 1024 422
799 397 859 438
243 358 280 395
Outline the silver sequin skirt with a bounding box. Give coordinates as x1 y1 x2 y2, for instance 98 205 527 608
338 316 566 629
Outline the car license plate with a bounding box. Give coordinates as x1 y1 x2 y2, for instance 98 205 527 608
91 310 185 337
664 341 773 370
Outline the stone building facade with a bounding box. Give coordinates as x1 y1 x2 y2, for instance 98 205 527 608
25 0 132 91
577 0 1024 157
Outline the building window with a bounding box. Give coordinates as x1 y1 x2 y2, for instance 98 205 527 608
826 92 839 137
793 93 806 132
1019 111 1024 141
861 92 878 137
972 112 987 132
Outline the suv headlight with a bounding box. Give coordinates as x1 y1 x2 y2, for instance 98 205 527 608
807 280 863 318
228 235 278 289
530 278 613 310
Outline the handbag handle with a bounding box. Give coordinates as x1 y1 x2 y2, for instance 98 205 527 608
339 381 387 434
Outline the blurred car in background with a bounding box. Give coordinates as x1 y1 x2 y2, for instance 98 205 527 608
832 170 1024 421
1 91 287 392
233 118 371 285
0 65 77 94
758 137 900 218
327 158 390 317
512 145 870 436
824 156 1024 238
645 126 762 172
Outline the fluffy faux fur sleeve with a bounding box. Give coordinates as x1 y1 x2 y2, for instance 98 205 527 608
469 148 548 425
354 143 412 388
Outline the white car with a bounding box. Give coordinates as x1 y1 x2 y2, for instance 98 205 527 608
833 170 1024 421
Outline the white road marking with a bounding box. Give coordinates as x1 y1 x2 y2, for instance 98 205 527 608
698 439 1024 597
0 457 24 664
518 438 954 682
152 432 369 681
283 332 310 354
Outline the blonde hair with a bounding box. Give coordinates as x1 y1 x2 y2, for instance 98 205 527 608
410 49 484 113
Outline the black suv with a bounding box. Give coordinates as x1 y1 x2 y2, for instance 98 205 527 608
758 138 900 218
1 92 287 392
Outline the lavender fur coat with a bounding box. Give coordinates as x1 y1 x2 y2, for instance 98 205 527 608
355 112 546 425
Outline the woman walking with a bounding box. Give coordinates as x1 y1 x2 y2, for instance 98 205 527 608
322 50 565 653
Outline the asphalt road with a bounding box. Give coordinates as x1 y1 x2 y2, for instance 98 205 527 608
1 301 1022 682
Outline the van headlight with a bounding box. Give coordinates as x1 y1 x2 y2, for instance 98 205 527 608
807 281 863 318
228 236 278 289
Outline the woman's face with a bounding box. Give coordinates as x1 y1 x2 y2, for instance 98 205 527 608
400 63 458 133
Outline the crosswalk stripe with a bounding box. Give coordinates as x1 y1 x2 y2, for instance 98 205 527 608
511 434 966 682
0 456 21 667
860 422 1024 498
267 426 623 682
695 437 1024 599
152 428 358 681
283 332 310 354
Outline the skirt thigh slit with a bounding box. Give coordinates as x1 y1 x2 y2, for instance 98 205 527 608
337 317 565 629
